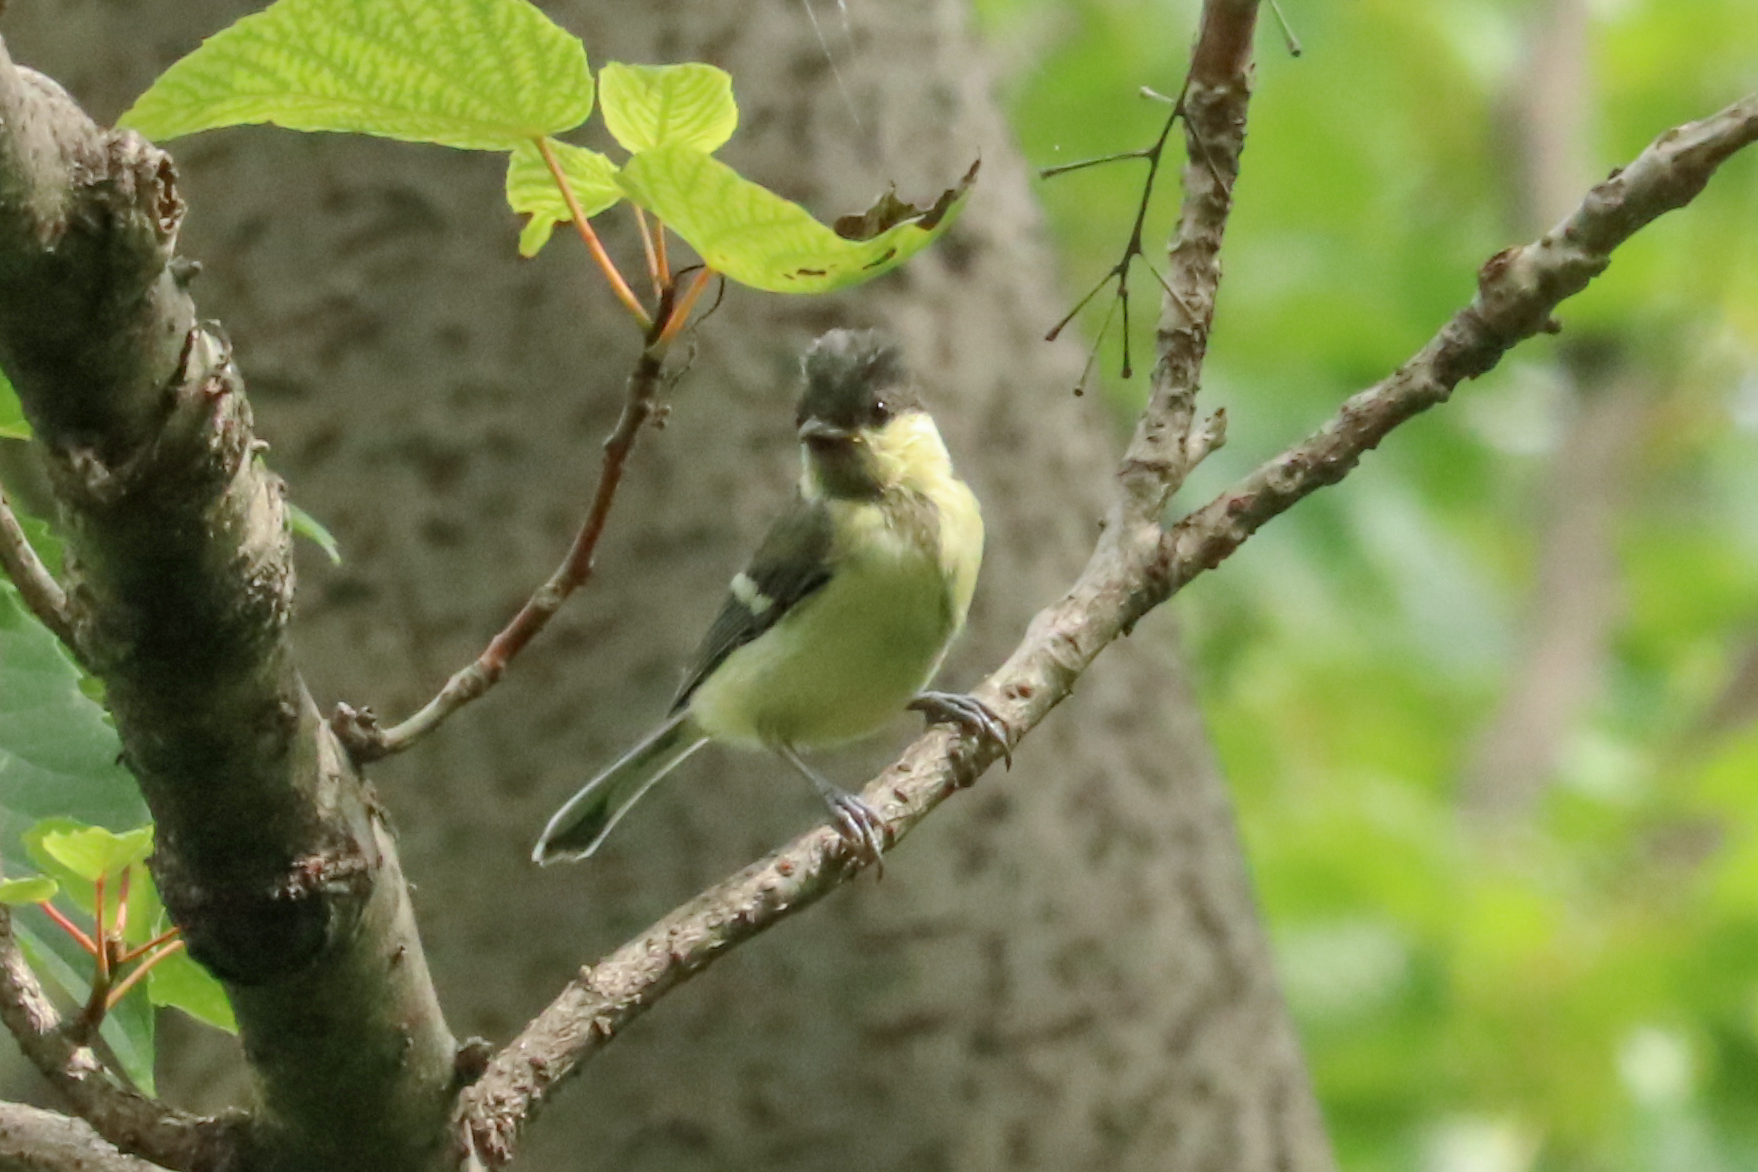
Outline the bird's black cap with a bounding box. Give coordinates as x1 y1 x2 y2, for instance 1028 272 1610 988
797 329 922 432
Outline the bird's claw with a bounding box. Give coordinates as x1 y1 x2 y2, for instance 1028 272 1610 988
910 691 1012 769
827 791 887 877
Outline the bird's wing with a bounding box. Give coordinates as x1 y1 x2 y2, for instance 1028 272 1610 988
671 496 837 711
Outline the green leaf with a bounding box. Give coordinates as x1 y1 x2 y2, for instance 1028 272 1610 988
37 825 153 885
148 948 237 1034
0 585 146 882
0 368 26 439
288 502 343 565
100 987 157 1095
14 919 155 1094
130 863 235 1034
616 148 977 294
23 819 100 913
0 876 56 904
117 0 595 150
505 139 622 258
122 862 163 951
599 62 737 155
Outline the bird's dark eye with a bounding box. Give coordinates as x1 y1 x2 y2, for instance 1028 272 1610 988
871 398 892 424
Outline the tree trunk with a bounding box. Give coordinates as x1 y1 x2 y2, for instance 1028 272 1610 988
7 1 1334 1169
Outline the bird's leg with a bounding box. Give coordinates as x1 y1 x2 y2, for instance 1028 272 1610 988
775 743 887 872
908 691 1012 769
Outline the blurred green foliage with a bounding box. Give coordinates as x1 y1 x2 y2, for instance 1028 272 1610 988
978 0 1758 1168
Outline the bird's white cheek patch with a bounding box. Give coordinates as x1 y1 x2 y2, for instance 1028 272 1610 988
731 572 774 616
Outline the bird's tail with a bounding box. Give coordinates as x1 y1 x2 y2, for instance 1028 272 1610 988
532 714 709 865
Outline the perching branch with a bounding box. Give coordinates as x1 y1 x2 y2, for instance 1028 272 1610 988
0 38 456 1172
0 908 236 1172
0 1101 172 1172
459 38 1758 1172
0 486 76 656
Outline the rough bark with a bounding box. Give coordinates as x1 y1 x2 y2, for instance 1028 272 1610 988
10 0 1332 1169
0 1101 168 1172
0 32 453 1172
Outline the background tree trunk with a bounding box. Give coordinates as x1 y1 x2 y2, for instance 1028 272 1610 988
1463 0 1653 824
6 1 1333 1169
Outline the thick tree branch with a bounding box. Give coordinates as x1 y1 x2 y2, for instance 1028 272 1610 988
457 2 1260 1163
460 65 1758 1172
0 39 455 1172
0 1101 169 1172
0 909 234 1172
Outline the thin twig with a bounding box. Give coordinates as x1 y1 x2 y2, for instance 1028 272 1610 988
114 926 179 968
534 137 651 326
103 940 184 1012
1266 0 1302 57
111 868 128 942
1044 266 1119 343
632 206 662 300
343 344 672 759
656 267 715 347
458 63 1758 1172
1038 147 1153 179
78 874 111 1036
0 487 77 656
38 903 97 957
91 876 106 982
1074 280 1124 395
1144 260 1199 323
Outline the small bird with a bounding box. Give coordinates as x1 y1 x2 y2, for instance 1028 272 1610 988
533 329 1006 867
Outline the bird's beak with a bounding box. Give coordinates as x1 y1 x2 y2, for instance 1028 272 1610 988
798 418 856 448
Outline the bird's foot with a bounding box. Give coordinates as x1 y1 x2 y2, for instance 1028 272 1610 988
824 789 887 877
776 742 888 876
909 691 1012 769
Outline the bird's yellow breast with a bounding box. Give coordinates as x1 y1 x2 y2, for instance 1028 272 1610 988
689 414 983 751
